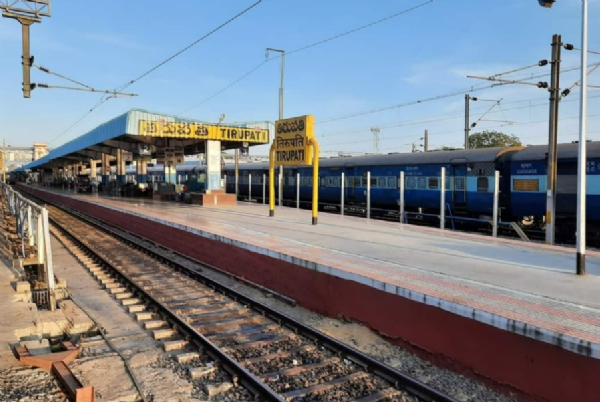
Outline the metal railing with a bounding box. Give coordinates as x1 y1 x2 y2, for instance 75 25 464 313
235 169 506 238
1 182 55 310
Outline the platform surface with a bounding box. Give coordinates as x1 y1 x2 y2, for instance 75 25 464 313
28 186 600 358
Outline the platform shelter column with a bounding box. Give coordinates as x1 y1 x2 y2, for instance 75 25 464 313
101 154 110 185
164 164 176 184
89 159 97 183
206 140 221 191
136 160 148 184
117 150 126 185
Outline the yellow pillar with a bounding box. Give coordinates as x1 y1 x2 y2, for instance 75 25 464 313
308 138 320 225
269 145 276 217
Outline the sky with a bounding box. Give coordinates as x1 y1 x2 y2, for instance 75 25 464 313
0 0 599 157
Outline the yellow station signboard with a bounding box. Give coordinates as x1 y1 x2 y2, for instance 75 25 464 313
274 115 315 165
139 121 269 144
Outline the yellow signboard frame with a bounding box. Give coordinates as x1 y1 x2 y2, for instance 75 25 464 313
273 115 314 165
269 115 320 225
138 121 269 144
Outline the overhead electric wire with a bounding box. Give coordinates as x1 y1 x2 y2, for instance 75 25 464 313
33 64 94 90
561 63 600 98
317 62 600 125
35 84 137 96
285 0 436 57
572 47 600 56
490 63 542 78
49 0 263 145
322 111 600 149
180 0 439 114
180 60 269 114
470 99 501 128
319 90 600 139
115 0 263 93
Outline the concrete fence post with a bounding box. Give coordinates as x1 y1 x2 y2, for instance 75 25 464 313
493 170 500 237
341 172 345 216
399 171 405 224
367 171 371 220
440 167 446 230
296 173 300 209
27 206 34 247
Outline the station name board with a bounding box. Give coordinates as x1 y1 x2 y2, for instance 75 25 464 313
139 121 269 144
275 115 314 165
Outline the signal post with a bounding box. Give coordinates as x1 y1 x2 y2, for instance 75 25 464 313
270 115 320 224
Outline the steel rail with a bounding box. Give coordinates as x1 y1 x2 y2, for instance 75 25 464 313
45 207 286 402
21 188 459 402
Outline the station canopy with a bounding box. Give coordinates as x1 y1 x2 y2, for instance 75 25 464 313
20 109 271 171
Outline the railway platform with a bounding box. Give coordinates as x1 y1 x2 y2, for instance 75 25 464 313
18 184 600 402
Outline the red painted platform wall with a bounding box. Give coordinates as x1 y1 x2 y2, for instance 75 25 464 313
24 185 600 402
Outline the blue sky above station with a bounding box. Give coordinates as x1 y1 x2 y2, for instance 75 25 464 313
0 0 599 156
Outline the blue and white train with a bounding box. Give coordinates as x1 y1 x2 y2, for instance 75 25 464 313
222 142 600 238
120 142 599 238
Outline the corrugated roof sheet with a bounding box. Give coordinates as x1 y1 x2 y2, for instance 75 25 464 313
19 109 215 171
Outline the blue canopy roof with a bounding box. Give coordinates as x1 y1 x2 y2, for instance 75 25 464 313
18 109 216 171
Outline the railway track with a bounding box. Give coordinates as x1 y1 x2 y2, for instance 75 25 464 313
34 194 458 402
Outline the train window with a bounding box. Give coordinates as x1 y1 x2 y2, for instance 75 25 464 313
371 177 377 187
514 179 539 191
326 177 333 187
445 177 451 190
320 177 326 187
406 177 416 189
388 177 396 189
477 177 489 192
428 177 439 189
455 177 465 190
354 177 361 187
289 177 295 186
417 177 427 189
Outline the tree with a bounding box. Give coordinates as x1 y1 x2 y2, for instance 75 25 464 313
432 146 460 152
468 130 522 149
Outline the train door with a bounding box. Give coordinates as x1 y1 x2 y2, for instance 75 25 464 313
452 165 467 206
345 167 356 202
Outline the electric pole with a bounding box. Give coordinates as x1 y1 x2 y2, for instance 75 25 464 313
1 1 51 98
371 127 381 154
423 130 429 152
464 95 479 149
545 34 561 245
266 48 285 207
465 95 470 149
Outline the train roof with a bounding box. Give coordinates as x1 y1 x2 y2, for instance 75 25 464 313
511 142 600 161
224 147 520 171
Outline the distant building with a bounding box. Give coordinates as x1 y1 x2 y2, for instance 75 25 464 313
33 143 49 161
4 143 49 171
